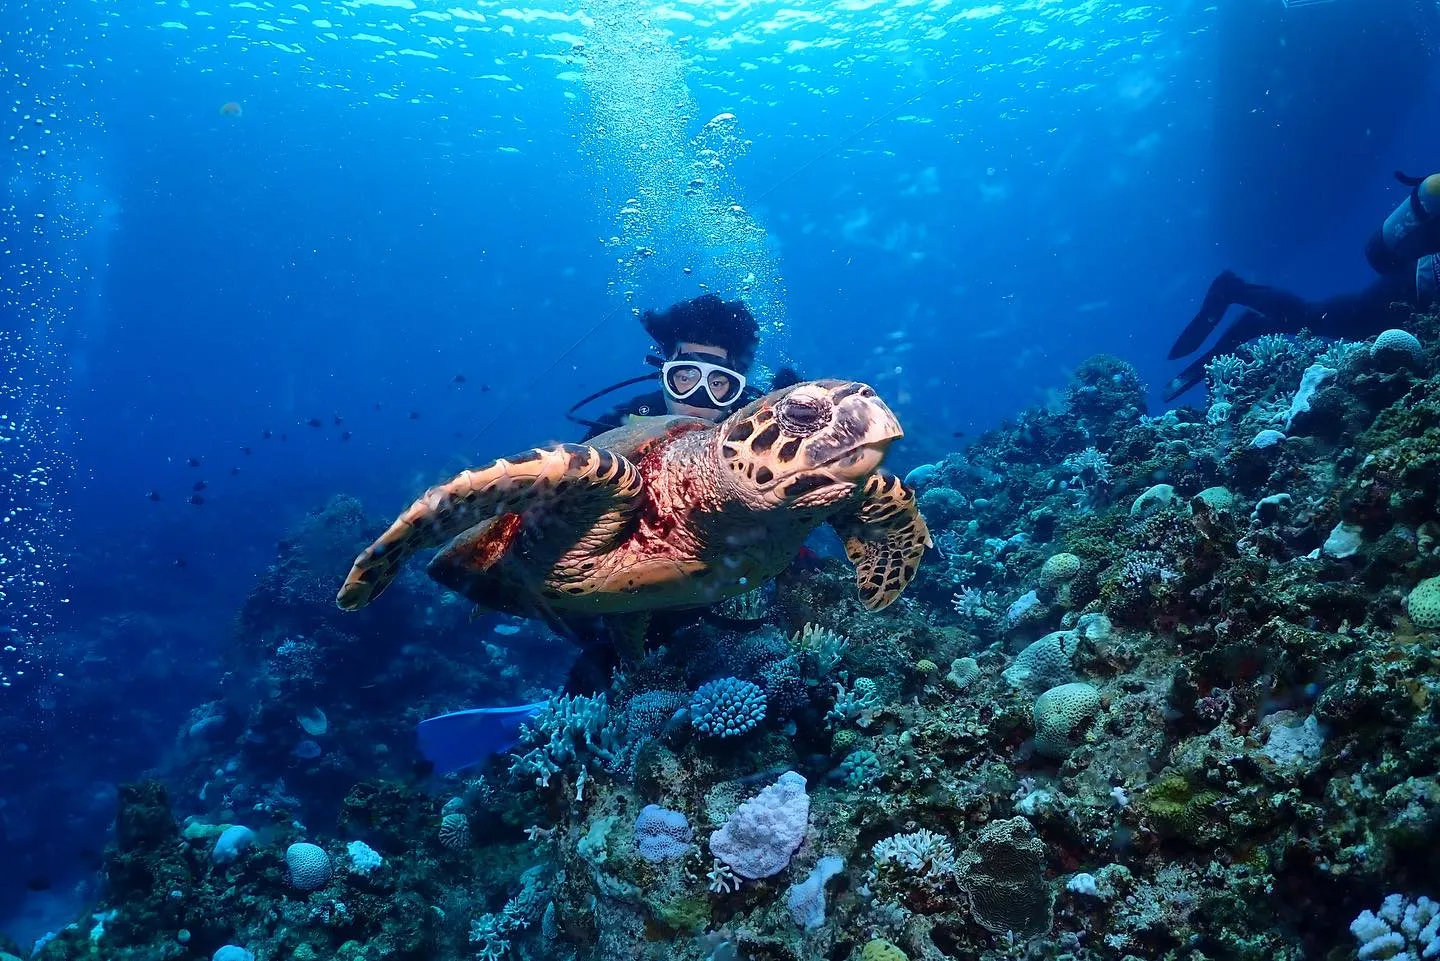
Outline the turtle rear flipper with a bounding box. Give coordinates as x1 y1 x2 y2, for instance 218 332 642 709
337 444 644 610
829 470 932 611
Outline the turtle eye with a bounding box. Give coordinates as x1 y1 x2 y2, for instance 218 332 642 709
778 396 831 435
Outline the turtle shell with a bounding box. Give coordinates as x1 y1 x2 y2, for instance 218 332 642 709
423 415 714 617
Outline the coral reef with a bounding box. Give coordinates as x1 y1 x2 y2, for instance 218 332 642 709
21 315 1440 961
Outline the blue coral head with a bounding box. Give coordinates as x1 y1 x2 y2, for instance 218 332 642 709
690 677 767 738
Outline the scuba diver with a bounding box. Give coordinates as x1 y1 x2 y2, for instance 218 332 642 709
1165 170 1440 402
419 293 805 775
567 292 802 438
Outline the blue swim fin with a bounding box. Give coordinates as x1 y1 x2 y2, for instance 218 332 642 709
417 701 548 775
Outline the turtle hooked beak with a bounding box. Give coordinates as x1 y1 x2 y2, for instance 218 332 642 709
826 437 894 476
819 386 903 479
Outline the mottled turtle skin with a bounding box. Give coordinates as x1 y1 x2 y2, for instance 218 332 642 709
336 381 932 626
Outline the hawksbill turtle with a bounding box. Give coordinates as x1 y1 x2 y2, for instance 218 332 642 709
335 380 932 646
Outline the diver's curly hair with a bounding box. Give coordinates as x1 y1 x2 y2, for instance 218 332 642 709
640 294 760 373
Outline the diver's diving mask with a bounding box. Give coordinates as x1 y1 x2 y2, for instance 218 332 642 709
661 358 747 408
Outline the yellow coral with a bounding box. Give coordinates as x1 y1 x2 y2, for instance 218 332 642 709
915 658 938 674
860 939 908 961
791 622 846 651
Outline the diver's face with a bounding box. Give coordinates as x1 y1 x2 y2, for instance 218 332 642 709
663 342 742 421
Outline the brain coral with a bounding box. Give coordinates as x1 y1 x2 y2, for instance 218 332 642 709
284 842 332 891
1407 577 1440 631
1040 552 1082 585
1033 682 1101 757
956 816 1053 938
1371 328 1423 368
1003 631 1079 694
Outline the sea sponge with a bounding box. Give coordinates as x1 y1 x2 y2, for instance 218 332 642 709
1406 576 1440 631
1130 483 1177 517
709 771 810 879
1033 682 1101 757
210 825 255 865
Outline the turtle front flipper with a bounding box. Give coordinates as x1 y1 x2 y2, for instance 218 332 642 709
828 470 933 611
337 444 643 610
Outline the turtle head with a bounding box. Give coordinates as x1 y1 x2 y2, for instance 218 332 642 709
716 380 903 512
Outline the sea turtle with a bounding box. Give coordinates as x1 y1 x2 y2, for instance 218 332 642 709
335 380 932 646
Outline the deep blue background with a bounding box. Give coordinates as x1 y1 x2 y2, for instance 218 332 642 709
3 0 1439 944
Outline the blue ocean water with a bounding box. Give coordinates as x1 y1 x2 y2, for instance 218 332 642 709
4 0 1440 953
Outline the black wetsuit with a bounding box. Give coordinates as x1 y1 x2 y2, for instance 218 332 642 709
1164 267 1422 402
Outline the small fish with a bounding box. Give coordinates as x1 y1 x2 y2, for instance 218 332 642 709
409 411 421 420
240 445 252 456
374 401 383 411
186 456 201 467
306 417 322 428
340 431 352 442
280 433 288 441
174 557 188 569
453 373 467 384
146 490 161 502
481 384 491 392
262 429 272 440
953 430 966 438
230 466 241 476
25 877 51 893
189 494 205 506
192 480 208 492
493 624 521 636
333 414 344 425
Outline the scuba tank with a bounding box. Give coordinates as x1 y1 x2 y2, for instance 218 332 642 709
1366 171 1440 274
1419 254 1440 311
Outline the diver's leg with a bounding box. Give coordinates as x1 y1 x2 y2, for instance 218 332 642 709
1304 271 1417 340
1223 281 1312 333
562 639 619 696
1169 270 1243 360
1163 310 1274 402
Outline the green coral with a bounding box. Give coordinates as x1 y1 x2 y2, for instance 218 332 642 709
1138 771 1224 844
860 938 908 961
651 895 710 933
